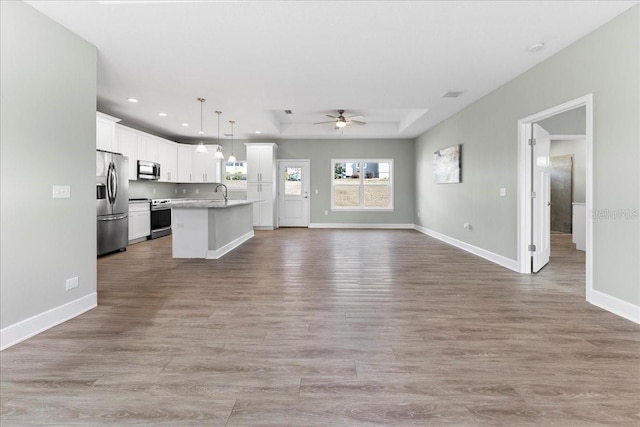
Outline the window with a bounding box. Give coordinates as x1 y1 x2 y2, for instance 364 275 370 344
225 161 247 190
332 159 393 211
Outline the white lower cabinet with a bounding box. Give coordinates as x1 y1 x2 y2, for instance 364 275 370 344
247 182 275 228
128 202 151 243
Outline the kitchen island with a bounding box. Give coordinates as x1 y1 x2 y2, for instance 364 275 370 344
171 199 255 259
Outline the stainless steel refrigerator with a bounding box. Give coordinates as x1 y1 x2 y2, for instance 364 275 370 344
96 150 129 256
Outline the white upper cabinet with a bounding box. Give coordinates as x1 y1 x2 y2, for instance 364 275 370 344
158 139 177 182
246 143 277 183
192 145 222 183
137 134 160 163
115 125 138 181
113 123 224 183
177 144 194 182
177 145 222 183
96 112 121 152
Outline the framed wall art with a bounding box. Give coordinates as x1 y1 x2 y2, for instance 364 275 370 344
433 144 461 184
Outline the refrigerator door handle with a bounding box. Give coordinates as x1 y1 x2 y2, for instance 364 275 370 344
106 163 112 204
98 213 128 221
112 162 118 202
107 162 116 204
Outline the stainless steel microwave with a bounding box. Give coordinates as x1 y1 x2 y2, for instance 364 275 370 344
137 160 160 180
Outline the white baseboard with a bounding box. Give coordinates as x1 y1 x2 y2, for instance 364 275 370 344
206 230 254 259
309 223 414 229
414 225 520 272
589 289 640 324
0 292 97 351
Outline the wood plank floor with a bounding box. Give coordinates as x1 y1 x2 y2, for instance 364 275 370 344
2 229 639 426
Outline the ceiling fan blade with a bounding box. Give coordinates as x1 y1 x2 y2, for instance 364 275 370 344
345 114 364 119
348 120 366 125
325 115 338 119
314 120 337 125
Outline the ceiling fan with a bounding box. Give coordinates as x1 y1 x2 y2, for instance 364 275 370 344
314 110 366 128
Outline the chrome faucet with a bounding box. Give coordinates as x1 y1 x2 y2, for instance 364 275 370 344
214 183 228 202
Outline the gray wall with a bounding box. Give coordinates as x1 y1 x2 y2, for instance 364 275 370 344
276 139 415 225
1 2 97 328
538 106 586 135
551 139 586 203
415 6 639 305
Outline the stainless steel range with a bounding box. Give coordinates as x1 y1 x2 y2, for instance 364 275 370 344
150 198 172 239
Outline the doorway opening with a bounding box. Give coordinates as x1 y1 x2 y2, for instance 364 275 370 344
517 94 593 301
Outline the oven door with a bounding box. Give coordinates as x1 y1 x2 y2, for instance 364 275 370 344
150 207 171 239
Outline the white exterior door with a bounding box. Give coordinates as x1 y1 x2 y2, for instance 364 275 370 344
278 160 310 227
532 123 551 272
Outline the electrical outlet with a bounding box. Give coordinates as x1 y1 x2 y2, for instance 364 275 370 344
324 210 328 216
195 189 199 194
65 276 78 290
463 222 471 230
175 189 178 193
153 188 156 194
182 189 186 193
315 189 319 195
500 188 507 196
52 185 71 199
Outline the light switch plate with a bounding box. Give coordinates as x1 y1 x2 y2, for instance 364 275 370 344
53 185 71 199
500 188 507 196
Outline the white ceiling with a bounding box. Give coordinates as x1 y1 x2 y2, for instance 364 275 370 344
26 0 637 142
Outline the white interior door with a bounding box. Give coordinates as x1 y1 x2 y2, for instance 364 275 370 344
532 123 551 272
278 160 310 227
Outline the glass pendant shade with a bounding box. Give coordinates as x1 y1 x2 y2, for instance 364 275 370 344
214 146 225 160
228 154 237 163
196 97 207 152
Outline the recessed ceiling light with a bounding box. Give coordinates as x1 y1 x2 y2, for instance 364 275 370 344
158 112 167 117
127 98 138 103
181 123 189 127
255 130 261 134
527 43 545 53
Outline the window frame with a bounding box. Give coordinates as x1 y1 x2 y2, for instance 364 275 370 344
224 160 248 190
331 158 394 212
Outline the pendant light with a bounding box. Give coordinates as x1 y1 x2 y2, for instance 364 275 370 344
227 120 237 163
214 110 225 160
196 97 207 153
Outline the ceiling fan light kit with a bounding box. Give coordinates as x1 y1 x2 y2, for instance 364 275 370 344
314 109 366 128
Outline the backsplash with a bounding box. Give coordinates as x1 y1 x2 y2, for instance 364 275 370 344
129 180 246 201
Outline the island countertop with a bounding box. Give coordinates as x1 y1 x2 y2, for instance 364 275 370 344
171 200 255 259
170 199 254 209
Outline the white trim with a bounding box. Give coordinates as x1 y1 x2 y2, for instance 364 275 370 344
589 289 640 324
414 225 519 272
309 223 414 229
549 134 587 140
517 95 594 286
277 159 311 228
206 230 254 259
331 158 394 211
1 293 97 351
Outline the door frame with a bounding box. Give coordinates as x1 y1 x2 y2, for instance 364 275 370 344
277 159 311 227
517 94 593 299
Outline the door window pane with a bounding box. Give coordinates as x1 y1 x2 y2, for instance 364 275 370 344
284 167 302 195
